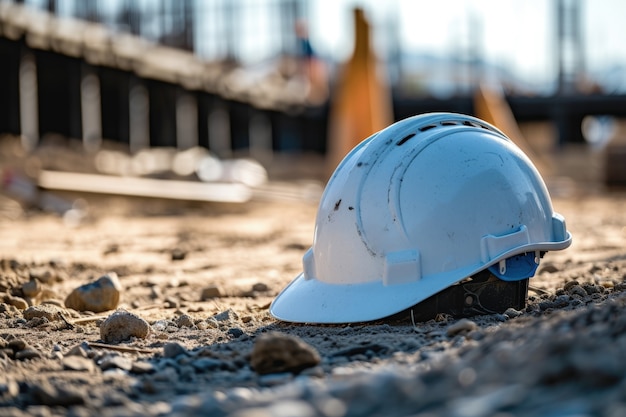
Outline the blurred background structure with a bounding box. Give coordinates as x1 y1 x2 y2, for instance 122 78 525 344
1 0 626 194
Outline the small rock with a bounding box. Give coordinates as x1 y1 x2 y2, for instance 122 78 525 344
62 356 95 372
566 284 588 298
152 367 179 383
0 378 19 399
8 339 27 352
539 301 555 311
553 294 571 307
99 310 150 343
65 273 122 313
213 309 238 322
26 316 49 328
503 307 522 318
494 314 508 322
171 248 187 261
31 381 85 406
250 332 321 375
99 355 133 371
152 319 174 332
131 361 155 374
29 268 55 284
259 372 293 387
164 297 179 309
583 284 600 295
200 285 222 300
228 327 244 338
3 295 28 310
446 319 478 337
191 358 223 372
66 344 89 358
163 342 187 358
252 282 269 292
150 286 162 300
563 280 580 292
21 279 41 298
175 314 194 328
23 304 66 322
15 348 41 360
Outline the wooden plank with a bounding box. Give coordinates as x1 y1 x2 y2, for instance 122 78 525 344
37 170 251 203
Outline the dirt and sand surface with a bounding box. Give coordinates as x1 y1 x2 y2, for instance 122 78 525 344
1 135 626 417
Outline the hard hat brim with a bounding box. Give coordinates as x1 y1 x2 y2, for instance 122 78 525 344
270 233 571 324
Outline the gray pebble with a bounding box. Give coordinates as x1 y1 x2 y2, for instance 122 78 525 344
150 286 162 300
66 344 89 358
99 355 133 371
8 339 26 351
175 314 195 328
567 285 588 298
171 248 187 261
494 314 508 322
503 307 522 318
228 327 244 338
62 356 95 373
131 361 155 374
563 280 580 291
213 309 238 322
163 342 188 358
258 372 293 387
31 381 86 406
15 348 41 361
583 284 600 295
191 358 223 372
29 268 55 284
200 285 222 300
152 367 179 383
164 297 180 309
21 279 41 298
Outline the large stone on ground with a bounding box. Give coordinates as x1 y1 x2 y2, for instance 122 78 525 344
64 272 121 313
100 310 150 343
250 332 320 375
23 304 66 321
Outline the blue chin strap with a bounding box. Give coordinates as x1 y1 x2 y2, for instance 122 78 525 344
488 252 541 282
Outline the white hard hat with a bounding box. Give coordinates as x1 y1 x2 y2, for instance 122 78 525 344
271 112 572 324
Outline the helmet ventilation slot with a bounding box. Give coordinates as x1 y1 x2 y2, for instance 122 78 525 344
418 124 437 132
396 133 416 146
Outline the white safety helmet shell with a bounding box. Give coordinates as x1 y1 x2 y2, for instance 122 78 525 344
271 113 571 324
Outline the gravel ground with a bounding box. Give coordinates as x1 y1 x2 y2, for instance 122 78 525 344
1 138 626 416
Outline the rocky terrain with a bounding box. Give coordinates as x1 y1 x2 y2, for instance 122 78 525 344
1 136 626 416
0 189 625 417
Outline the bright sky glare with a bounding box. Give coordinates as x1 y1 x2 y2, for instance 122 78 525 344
307 0 626 87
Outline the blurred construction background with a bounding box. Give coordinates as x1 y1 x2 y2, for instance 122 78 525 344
1 0 626 212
